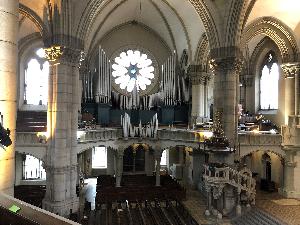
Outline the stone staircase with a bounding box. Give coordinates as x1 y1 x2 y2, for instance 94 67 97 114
203 164 256 203
231 208 287 225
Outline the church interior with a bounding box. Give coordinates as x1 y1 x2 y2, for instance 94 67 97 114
1 0 300 224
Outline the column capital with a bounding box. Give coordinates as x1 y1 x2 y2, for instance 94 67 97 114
45 46 85 66
281 63 300 79
209 57 243 76
188 64 210 85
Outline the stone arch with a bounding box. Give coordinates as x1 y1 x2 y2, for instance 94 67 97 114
189 0 220 50
194 33 210 68
241 17 299 63
86 21 172 68
19 3 50 41
249 37 282 76
240 147 285 159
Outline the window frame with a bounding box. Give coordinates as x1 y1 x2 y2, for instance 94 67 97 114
259 51 279 111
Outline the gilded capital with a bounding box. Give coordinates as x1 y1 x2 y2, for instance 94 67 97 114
44 46 64 62
281 63 300 79
44 46 84 66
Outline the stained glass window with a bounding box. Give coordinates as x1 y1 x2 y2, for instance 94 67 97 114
112 50 154 92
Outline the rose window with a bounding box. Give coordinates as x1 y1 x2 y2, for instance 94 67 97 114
112 50 155 92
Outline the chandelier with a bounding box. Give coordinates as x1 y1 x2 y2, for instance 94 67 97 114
112 50 155 93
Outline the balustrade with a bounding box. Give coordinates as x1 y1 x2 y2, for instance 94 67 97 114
203 164 256 194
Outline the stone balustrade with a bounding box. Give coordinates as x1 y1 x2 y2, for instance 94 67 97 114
203 164 256 194
77 128 122 142
15 129 283 158
16 132 47 146
238 133 282 146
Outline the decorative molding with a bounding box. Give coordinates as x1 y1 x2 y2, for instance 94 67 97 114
241 17 299 63
19 3 50 40
188 64 210 85
44 46 64 62
209 56 244 76
189 0 220 49
45 46 84 65
225 0 248 46
195 33 210 64
281 63 300 79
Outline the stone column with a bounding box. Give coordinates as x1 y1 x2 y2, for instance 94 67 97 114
281 63 300 122
189 67 209 125
155 150 162 186
205 186 211 216
0 0 18 195
115 148 123 187
236 188 241 216
42 47 82 216
209 57 243 146
279 149 297 197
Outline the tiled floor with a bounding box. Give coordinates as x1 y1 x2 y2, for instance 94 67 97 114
256 190 300 225
182 188 218 225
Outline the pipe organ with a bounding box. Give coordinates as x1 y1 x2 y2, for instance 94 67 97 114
97 47 111 104
81 48 191 125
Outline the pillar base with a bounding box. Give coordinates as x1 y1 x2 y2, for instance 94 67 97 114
278 188 300 199
42 197 79 217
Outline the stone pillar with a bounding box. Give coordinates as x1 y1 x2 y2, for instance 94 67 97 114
0 0 18 195
205 186 211 216
281 63 300 122
209 57 243 146
155 150 162 186
42 47 82 216
279 149 297 197
189 68 209 125
115 148 123 187
236 188 241 216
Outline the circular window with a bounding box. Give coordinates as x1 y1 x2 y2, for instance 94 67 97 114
112 50 155 93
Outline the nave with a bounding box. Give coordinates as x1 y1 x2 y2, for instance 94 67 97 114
79 176 198 225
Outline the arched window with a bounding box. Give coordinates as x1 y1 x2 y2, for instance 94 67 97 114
260 52 279 110
23 155 46 180
92 146 107 169
161 149 167 166
24 48 49 105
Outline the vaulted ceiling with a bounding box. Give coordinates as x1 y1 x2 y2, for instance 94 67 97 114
18 0 300 62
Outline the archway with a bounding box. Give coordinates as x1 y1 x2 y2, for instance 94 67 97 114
123 144 146 174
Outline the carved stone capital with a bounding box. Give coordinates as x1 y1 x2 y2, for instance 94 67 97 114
188 64 210 85
281 63 300 79
209 57 243 76
45 46 85 66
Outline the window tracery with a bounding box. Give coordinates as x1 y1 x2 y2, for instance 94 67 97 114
260 52 279 110
24 48 49 106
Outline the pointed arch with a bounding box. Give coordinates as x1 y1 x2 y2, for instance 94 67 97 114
241 17 299 63
19 3 50 41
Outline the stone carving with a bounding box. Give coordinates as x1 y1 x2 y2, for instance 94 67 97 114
212 184 225 199
209 57 244 76
281 63 300 79
44 46 64 62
